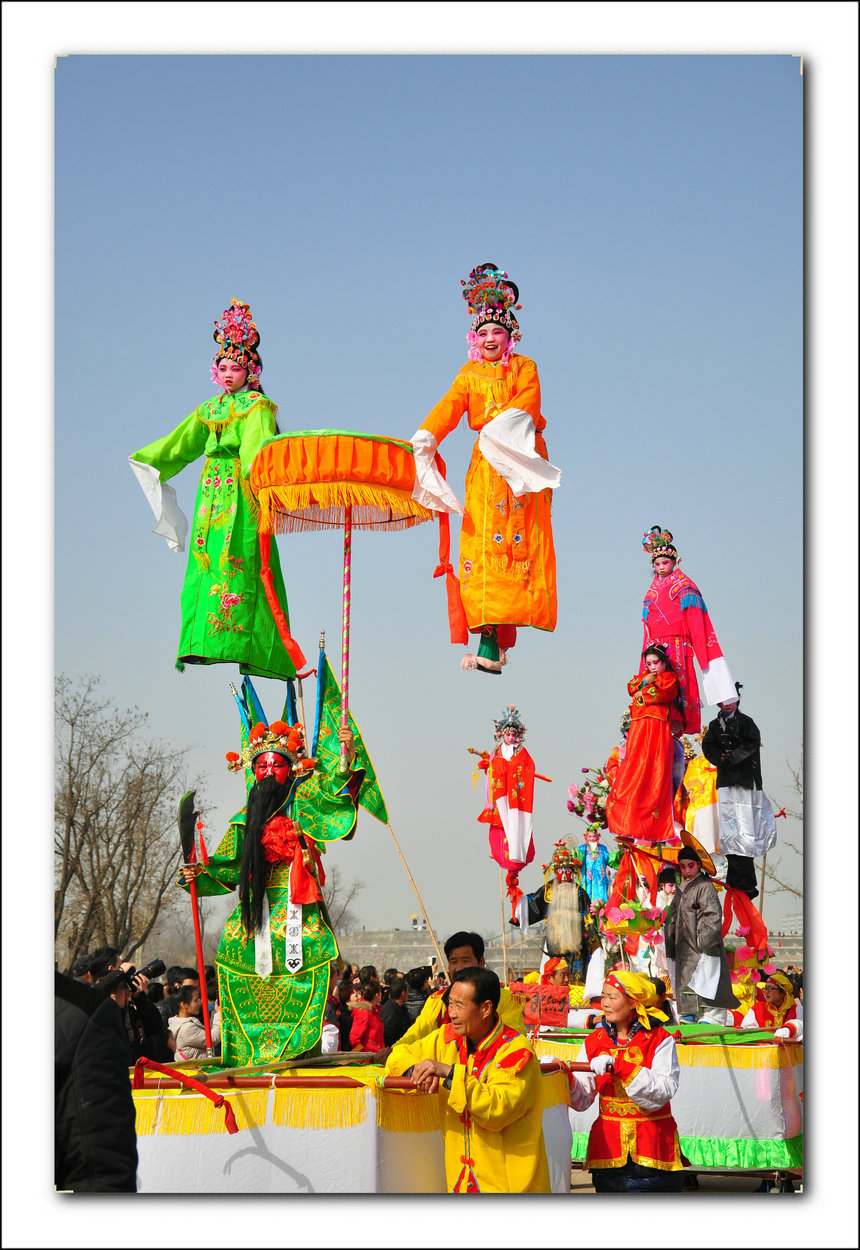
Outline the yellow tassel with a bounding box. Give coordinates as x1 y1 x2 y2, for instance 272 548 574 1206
151 1090 268 1136
271 1086 370 1130
259 482 431 534
539 1070 571 1111
677 1043 801 1071
240 473 261 526
374 1090 443 1134
192 550 212 573
133 1094 160 1136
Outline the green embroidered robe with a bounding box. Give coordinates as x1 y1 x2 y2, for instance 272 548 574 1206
183 762 364 1065
132 391 295 679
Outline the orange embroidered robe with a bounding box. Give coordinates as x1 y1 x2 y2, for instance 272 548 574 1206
419 355 557 634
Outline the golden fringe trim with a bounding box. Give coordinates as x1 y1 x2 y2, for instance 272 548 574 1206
459 369 512 410
260 482 431 534
374 1090 443 1134
191 550 212 573
271 1086 369 1130
539 1069 571 1111
198 394 275 434
133 1090 269 1137
240 473 261 526
678 1043 801 1070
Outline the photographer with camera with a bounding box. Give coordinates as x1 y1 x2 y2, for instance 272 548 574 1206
92 949 172 1063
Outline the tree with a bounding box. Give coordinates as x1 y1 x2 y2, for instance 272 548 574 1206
762 745 803 899
54 675 203 970
323 864 366 933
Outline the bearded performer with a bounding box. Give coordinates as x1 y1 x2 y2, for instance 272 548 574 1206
130 299 299 679
410 263 561 674
475 706 538 919
180 719 362 1065
640 526 736 735
512 841 602 990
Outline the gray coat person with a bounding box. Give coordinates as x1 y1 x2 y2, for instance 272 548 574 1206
664 868 739 1015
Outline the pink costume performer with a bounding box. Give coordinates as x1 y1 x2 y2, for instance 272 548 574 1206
640 527 736 735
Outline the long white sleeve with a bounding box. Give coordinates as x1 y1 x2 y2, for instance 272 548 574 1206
129 457 188 552
409 429 464 515
623 1035 680 1112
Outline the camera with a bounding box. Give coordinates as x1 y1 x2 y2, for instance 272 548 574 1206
123 958 166 987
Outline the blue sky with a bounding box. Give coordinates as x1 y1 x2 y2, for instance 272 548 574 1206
3 4 857 1238
53 49 805 937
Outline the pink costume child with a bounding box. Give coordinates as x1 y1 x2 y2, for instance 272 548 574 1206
640 527 736 735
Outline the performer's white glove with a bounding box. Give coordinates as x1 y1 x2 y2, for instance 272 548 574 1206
589 1054 614 1075
773 1027 790 1039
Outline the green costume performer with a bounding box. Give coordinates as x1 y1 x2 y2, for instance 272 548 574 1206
181 719 365 1065
129 299 297 678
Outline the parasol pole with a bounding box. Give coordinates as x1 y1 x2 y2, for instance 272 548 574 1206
499 867 509 985
338 505 353 776
384 822 446 971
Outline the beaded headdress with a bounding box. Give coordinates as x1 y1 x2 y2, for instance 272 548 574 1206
224 719 312 775
493 704 526 743
541 838 581 883
462 262 522 362
642 525 679 563
212 298 263 391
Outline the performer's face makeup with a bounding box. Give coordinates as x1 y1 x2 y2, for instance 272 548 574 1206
253 752 291 785
216 358 249 392
475 323 510 362
644 654 667 674
678 857 700 879
502 729 518 745
653 556 676 576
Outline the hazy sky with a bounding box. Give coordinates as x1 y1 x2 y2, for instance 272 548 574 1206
3 3 858 1240
53 48 806 935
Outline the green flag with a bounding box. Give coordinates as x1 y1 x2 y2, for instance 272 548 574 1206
313 652 389 824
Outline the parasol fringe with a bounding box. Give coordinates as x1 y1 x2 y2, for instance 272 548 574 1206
259 481 432 534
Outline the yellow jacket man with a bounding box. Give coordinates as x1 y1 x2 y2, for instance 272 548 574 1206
385 967 550 1193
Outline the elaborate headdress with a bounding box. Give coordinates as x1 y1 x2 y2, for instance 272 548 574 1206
225 719 312 774
462 262 522 362
212 298 262 391
642 525 679 564
543 838 581 882
493 704 526 743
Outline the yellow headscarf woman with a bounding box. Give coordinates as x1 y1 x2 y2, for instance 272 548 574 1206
762 973 796 1027
603 971 669 1029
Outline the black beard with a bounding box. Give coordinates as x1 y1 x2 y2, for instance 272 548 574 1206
238 774 291 935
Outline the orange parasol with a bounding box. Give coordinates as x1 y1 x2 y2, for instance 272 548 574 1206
251 430 434 772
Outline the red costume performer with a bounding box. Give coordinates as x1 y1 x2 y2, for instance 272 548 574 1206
607 654 680 844
476 705 536 917
640 526 736 734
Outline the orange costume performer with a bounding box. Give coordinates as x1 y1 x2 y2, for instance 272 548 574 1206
410 264 560 672
607 663 681 844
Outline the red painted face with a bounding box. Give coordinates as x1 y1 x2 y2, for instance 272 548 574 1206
253 751 291 786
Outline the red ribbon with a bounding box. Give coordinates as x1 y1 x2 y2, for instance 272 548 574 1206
430 454 469 645
132 1058 239 1134
258 532 308 669
722 887 768 956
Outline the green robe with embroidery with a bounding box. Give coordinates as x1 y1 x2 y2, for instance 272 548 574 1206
132 390 295 679
183 762 365 1066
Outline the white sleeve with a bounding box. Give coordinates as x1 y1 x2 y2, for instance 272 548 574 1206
129 457 188 552
567 1042 597 1111
623 1035 680 1112
740 1008 757 1029
409 430 464 515
321 1023 340 1054
477 408 562 497
701 656 736 706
